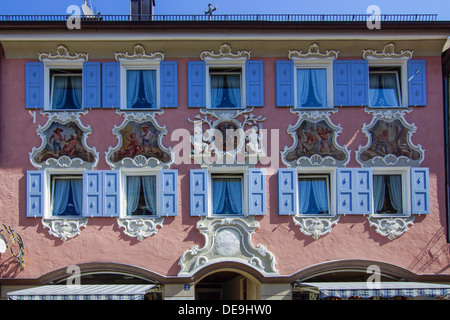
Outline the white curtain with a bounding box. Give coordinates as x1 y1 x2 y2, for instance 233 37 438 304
211 75 225 108
142 176 157 214
142 70 157 108
71 76 82 109
126 176 141 216
370 73 400 107
226 74 241 108
126 70 141 108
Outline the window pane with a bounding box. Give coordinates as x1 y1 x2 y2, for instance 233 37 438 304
298 177 329 214
51 74 82 110
126 176 156 216
297 68 327 108
212 177 242 215
52 177 83 216
369 72 400 107
126 70 157 109
211 73 241 108
373 175 403 214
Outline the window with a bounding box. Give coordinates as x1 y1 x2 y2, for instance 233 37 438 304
298 175 330 215
209 67 242 109
125 175 157 216
50 69 83 110
126 69 157 109
369 67 402 108
296 68 328 109
212 174 243 215
50 175 83 217
373 174 403 214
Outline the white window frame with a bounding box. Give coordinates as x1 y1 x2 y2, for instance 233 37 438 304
44 168 85 220
292 60 334 110
367 58 408 108
43 60 84 111
371 167 411 217
119 59 161 110
120 168 161 219
207 167 247 217
205 59 246 110
296 167 336 217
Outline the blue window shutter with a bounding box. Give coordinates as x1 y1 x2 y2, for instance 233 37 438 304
275 60 294 107
337 168 354 214
26 171 45 217
102 62 121 108
160 61 178 108
353 168 372 214
278 168 297 215
189 169 208 216
188 61 206 108
333 60 351 106
246 60 264 107
248 168 266 215
350 60 369 106
102 171 120 217
82 62 101 108
25 62 44 109
160 169 178 216
411 167 430 214
83 171 102 217
408 60 427 106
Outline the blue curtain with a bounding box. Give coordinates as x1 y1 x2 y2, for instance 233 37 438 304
297 69 327 108
369 73 400 107
71 76 82 109
298 177 328 214
373 175 403 214
52 76 69 109
211 74 241 108
127 70 156 108
212 178 242 215
373 175 386 213
52 178 82 216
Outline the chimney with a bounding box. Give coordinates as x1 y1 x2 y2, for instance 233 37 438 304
130 0 155 21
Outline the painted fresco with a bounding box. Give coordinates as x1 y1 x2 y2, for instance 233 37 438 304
359 119 421 162
213 121 242 152
284 119 347 162
110 120 171 163
33 121 95 164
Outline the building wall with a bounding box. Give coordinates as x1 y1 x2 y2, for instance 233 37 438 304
0 39 448 283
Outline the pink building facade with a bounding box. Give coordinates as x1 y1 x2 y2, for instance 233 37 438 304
0 13 450 300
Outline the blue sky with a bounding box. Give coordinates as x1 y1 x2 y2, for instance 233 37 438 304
0 0 449 20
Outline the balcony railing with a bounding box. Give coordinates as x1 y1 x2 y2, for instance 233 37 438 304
0 13 439 23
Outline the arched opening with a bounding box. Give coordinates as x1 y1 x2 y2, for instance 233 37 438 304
195 270 261 300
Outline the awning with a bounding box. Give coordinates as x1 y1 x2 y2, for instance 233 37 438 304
7 284 157 300
298 282 450 299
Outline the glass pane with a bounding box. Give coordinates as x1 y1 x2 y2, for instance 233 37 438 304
297 68 327 108
369 72 400 107
211 73 241 108
373 175 403 214
126 70 157 109
298 177 329 214
126 176 156 216
212 177 242 215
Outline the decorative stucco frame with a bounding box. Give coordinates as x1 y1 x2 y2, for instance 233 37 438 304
106 110 173 241
188 107 266 166
178 217 278 277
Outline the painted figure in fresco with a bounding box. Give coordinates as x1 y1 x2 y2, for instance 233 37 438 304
60 133 80 157
140 125 157 153
49 128 64 154
119 133 143 157
317 125 332 153
373 130 391 154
